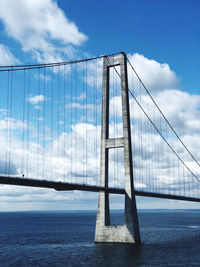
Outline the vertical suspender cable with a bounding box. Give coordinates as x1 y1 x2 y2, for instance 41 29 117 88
8 69 13 176
93 60 96 185
26 68 30 178
56 66 60 180
51 67 54 181
85 61 88 184
70 64 73 183
95 59 98 186
42 67 46 180
37 68 40 178
22 69 26 176
75 63 77 184
81 62 84 184
5 71 9 175
63 65 66 182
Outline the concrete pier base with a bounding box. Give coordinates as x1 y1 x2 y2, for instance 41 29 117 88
95 225 135 243
95 191 140 244
95 53 141 244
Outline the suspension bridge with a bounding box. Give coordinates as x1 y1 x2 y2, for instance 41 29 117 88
0 52 199 243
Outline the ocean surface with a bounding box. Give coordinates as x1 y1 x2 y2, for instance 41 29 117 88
0 210 199 267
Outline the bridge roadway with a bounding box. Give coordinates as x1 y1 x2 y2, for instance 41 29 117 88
0 175 200 203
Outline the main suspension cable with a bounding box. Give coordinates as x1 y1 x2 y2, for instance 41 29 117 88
127 57 200 170
105 56 200 184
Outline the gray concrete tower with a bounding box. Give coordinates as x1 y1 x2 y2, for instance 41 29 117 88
95 52 141 243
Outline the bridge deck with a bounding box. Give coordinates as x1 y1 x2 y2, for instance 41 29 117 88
0 176 200 203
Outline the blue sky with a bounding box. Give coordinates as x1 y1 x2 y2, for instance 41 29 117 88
0 0 199 92
0 0 199 210
63 0 200 93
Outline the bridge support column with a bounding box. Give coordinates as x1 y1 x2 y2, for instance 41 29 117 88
95 52 141 244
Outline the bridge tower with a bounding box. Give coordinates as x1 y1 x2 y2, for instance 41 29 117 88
95 52 141 243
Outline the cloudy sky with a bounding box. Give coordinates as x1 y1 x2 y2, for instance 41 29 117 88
0 0 200 211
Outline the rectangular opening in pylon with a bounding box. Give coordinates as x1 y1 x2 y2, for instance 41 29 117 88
108 147 125 189
109 194 124 226
108 66 123 139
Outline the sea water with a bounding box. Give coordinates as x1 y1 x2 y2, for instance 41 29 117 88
0 210 199 266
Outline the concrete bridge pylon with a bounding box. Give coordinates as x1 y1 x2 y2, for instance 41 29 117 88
95 52 141 243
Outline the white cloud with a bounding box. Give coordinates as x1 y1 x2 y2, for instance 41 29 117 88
110 87 200 137
66 102 100 111
151 89 200 134
73 92 86 101
0 113 199 209
85 53 179 96
0 44 19 65
0 0 87 62
128 53 180 93
28 94 45 105
83 59 103 88
0 117 27 131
